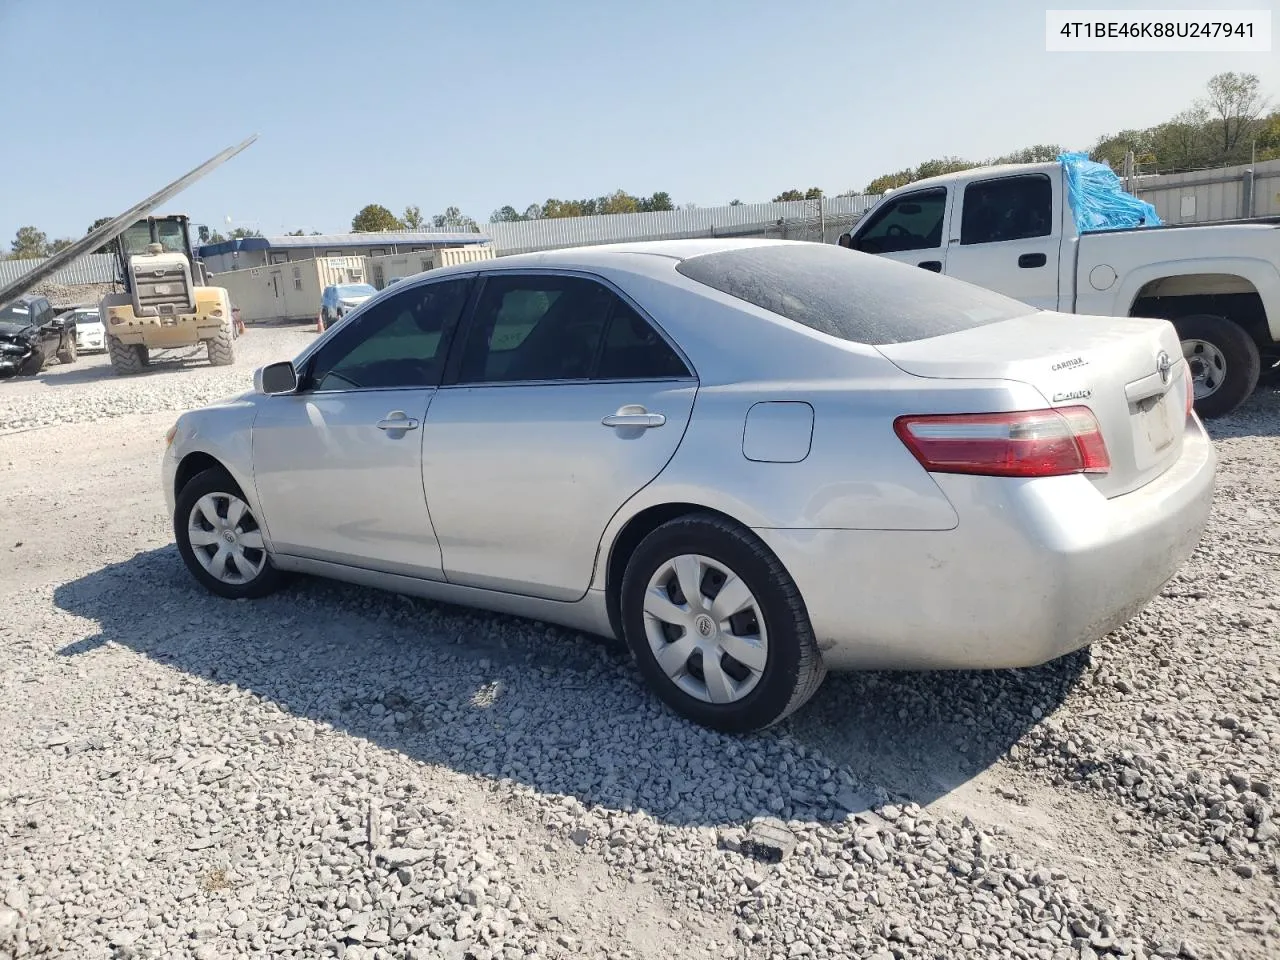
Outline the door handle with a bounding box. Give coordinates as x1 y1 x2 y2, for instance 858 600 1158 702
602 406 666 429
376 411 419 431
917 260 942 272
1018 253 1047 268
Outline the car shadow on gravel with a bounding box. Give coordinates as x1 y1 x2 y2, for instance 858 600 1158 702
1204 381 1280 440
27 353 214 386
53 546 1086 828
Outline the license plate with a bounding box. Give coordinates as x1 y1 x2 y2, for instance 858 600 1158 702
1139 397 1174 452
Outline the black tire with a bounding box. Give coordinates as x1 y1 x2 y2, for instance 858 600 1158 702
56 336 77 364
106 336 146 375
16 347 44 376
1173 314 1261 419
619 512 827 734
174 466 285 600
207 322 235 366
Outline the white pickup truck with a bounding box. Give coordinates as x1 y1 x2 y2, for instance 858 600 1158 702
839 160 1280 418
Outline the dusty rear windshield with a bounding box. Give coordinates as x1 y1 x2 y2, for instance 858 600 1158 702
674 242 1031 345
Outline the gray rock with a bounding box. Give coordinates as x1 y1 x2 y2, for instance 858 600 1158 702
741 818 797 863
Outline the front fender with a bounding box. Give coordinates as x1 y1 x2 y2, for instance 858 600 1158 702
167 398 272 547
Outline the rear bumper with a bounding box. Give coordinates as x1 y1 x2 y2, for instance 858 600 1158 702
756 417 1217 671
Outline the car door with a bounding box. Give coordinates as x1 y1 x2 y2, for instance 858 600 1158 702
941 172 1062 310
250 275 474 579
422 270 698 602
36 301 59 354
848 186 950 273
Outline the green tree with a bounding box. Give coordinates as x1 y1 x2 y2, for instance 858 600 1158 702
402 205 425 230
1201 71 1270 157
351 203 404 232
431 206 477 230
635 191 675 212
86 216 114 254
523 204 544 220
988 144 1065 164
489 205 526 223
728 198 743 206
1258 110 1280 159
11 226 48 259
286 229 306 236
48 238 75 254
229 227 262 239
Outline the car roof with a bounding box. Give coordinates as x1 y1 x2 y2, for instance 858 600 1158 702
411 238 800 285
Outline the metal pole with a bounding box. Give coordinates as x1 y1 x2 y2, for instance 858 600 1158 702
818 197 826 243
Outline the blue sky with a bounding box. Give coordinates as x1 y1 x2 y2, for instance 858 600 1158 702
1 0 1276 243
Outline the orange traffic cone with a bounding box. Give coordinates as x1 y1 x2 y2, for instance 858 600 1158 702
315 313 324 333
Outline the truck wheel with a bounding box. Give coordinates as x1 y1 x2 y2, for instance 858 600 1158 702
106 336 146 376
56 337 78 364
206 323 236 366
17 348 45 376
1174 314 1261 419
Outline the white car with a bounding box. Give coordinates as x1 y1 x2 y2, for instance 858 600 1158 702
68 307 106 353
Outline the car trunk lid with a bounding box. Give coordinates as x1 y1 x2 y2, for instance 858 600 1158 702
876 311 1190 498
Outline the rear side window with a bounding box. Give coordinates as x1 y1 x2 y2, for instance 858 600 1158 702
674 243 1031 345
961 174 1053 245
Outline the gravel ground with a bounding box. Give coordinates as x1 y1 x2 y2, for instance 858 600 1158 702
1 326 1278 960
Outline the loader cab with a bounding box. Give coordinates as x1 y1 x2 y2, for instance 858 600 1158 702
113 215 196 290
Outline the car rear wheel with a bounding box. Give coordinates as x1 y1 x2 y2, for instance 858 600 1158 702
175 467 285 600
619 513 827 733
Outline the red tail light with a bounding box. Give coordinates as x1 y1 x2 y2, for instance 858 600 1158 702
1184 363 1195 418
894 406 1111 478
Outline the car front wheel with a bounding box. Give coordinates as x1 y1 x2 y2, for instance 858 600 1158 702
174 467 285 599
619 513 827 733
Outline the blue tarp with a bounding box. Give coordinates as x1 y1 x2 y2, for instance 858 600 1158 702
1058 151 1162 233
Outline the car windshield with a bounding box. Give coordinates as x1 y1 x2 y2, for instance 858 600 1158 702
675 242 1032 346
337 284 376 299
0 303 32 328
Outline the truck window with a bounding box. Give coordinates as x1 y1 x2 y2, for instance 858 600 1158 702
960 174 1052 245
850 187 946 254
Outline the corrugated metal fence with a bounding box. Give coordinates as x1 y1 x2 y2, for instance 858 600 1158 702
0 252 118 288
1130 157 1280 223
482 195 879 255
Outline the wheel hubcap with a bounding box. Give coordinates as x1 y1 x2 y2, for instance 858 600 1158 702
187 492 267 585
1182 338 1226 400
643 554 768 705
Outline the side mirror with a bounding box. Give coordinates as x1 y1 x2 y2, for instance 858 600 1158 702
255 361 298 395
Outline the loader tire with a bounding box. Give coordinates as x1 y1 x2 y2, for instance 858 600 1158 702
106 335 146 376
207 323 236 367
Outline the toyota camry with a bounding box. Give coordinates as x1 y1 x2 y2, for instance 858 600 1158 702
162 239 1216 732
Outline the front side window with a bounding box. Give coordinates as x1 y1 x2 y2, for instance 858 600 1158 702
851 187 947 254
960 174 1053 245
306 277 472 391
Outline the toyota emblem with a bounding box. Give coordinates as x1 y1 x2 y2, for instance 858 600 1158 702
1156 350 1172 385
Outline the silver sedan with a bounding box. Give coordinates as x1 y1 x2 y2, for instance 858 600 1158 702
162 239 1217 733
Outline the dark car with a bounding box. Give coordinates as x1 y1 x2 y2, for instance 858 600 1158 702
0 294 78 378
